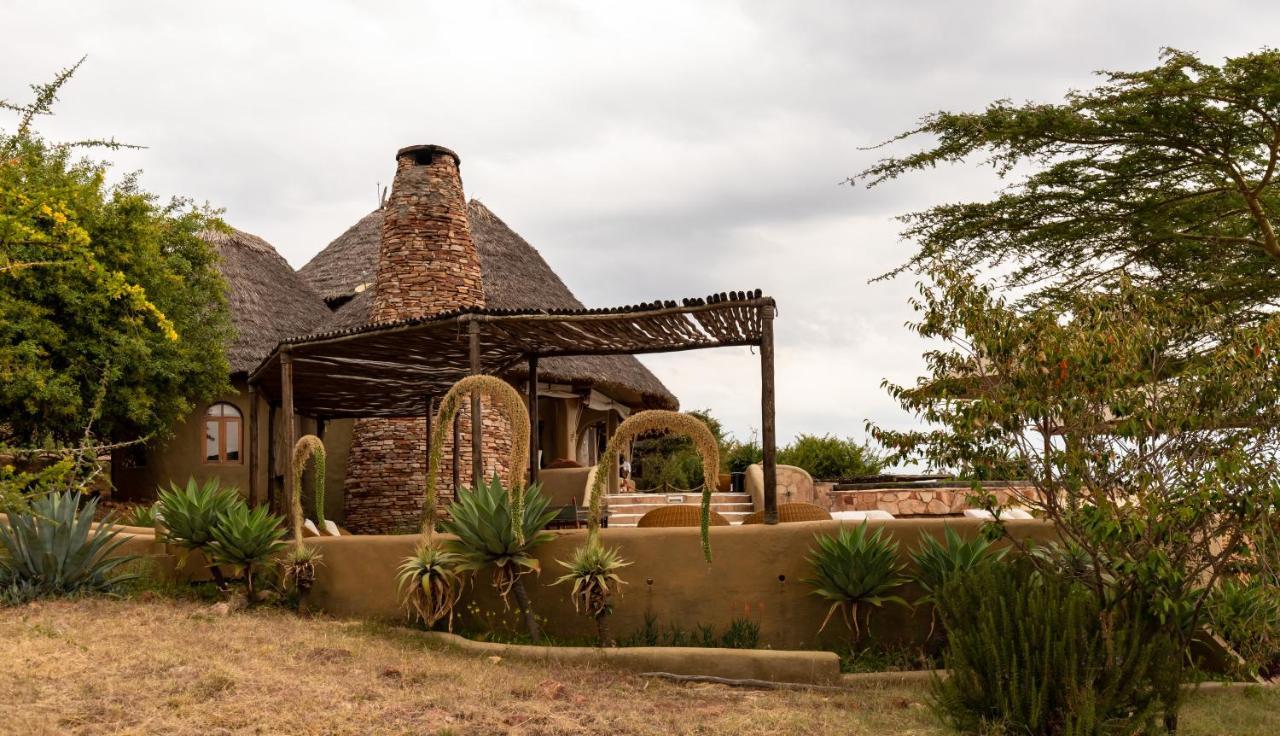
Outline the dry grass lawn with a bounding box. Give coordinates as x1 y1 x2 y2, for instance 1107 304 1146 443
0 597 1277 735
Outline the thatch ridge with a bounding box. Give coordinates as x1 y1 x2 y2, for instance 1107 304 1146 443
203 227 334 374
298 201 678 409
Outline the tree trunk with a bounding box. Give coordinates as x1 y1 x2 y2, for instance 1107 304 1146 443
209 564 228 592
595 611 612 647
245 567 256 605
512 576 542 642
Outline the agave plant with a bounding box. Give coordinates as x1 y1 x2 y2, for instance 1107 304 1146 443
911 526 1007 606
0 491 137 598
156 477 241 588
121 503 158 528
207 503 288 604
803 522 910 639
280 543 324 594
442 475 556 641
397 543 464 629
554 539 631 645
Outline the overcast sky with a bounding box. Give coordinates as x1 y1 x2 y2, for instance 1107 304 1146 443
5 1 1278 455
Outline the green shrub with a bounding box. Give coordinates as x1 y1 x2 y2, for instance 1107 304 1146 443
0 491 137 600
932 557 1179 735
156 477 241 587
442 476 556 641
778 434 886 480
122 503 158 528
554 539 631 645
724 439 763 475
802 523 909 640
207 503 287 604
1208 577 1280 679
911 527 1006 607
397 543 463 629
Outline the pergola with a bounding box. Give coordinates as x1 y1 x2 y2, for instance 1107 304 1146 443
247 290 782 523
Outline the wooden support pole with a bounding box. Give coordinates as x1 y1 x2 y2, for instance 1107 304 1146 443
527 356 539 487
606 409 619 495
469 320 483 486
315 418 326 441
760 305 778 524
266 403 277 513
248 385 260 507
280 348 298 521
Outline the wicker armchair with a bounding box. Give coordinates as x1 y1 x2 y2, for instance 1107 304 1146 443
741 502 832 525
636 505 731 528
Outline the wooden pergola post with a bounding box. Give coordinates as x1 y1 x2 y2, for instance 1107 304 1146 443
606 409 619 495
452 414 461 494
280 348 297 518
527 356 539 487
468 319 483 485
760 305 778 524
423 395 433 503
248 384 260 507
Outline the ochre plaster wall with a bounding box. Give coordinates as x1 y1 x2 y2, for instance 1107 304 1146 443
303 518 1056 651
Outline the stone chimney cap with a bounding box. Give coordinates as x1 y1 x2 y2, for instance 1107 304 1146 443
395 144 461 167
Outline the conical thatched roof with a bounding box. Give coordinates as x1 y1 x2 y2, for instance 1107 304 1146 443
203 228 335 375
298 200 677 409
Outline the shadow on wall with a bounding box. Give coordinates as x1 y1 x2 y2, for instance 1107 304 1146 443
301 518 1055 651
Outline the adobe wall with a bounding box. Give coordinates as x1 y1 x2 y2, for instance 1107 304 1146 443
303 518 1056 651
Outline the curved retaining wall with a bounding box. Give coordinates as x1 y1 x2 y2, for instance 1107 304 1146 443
304 518 1055 651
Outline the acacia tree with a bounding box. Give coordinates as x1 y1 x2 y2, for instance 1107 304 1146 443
855 48 1280 327
874 264 1280 726
1 60 231 453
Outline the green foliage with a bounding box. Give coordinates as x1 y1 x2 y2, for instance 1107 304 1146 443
121 503 157 528
0 456 79 514
0 491 137 599
280 543 323 596
397 542 463 629
442 476 555 597
207 503 287 603
1208 578 1280 679
723 436 762 475
156 477 241 557
778 434 886 479
909 526 1006 608
0 60 232 448
932 558 1179 735
613 613 762 649
803 523 910 639
855 48 1280 329
631 409 726 490
555 539 630 644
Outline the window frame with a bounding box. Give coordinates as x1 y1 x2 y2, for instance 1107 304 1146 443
202 402 244 466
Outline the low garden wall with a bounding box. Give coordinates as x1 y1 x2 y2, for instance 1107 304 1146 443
303 518 1056 651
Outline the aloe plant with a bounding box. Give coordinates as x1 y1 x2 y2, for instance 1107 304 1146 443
911 526 1007 606
281 543 323 595
554 539 631 645
0 491 137 598
121 503 158 528
803 522 910 639
207 503 288 604
397 543 464 629
442 475 556 641
156 477 241 588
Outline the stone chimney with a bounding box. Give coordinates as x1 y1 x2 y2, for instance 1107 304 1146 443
372 145 484 321
343 145 513 534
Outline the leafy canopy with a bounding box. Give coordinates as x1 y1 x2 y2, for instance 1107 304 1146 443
0 59 231 447
855 48 1280 324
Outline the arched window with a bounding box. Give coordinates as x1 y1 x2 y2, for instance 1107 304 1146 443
203 403 243 464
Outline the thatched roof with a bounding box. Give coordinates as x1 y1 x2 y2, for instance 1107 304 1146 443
297 200 678 409
202 228 335 375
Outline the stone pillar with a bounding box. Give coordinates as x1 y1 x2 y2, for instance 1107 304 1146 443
343 144 513 534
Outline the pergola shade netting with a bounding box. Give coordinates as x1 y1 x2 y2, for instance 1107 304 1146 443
249 291 774 419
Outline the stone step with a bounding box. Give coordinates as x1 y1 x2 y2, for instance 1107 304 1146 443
603 492 749 503
607 502 755 514
609 509 753 527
